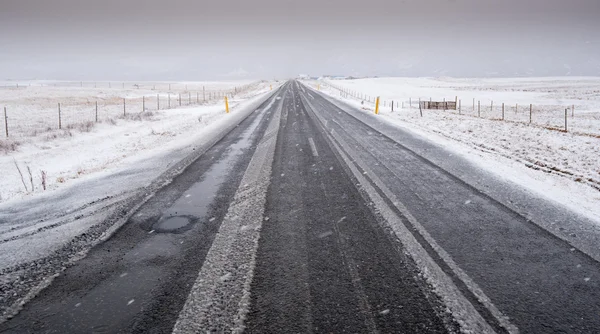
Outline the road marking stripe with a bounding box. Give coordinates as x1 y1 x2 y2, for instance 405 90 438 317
301 91 513 334
308 138 319 157
172 95 285 334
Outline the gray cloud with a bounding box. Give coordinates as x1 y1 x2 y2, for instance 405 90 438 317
1 0 599 79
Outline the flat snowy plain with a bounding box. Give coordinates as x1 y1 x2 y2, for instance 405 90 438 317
312 77 600 224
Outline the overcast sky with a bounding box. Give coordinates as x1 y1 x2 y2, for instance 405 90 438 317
1 0 599 80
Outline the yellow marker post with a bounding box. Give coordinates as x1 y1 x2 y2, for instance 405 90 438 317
224 96 230 113
375 97 380 115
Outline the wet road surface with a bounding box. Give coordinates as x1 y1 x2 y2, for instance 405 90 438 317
2 81 600 333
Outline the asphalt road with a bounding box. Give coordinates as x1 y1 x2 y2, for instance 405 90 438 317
2 81 600 333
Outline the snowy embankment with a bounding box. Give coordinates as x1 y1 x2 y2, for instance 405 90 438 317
0 80 267 202
0 80 278 267
311 77 600 223
0 80 281 320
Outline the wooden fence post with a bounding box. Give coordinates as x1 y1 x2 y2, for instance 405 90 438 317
478 101 481 117
4 106 8 137
565 108 568 132
143 96 145 111
197 92 199 104
123 99 126 116
203 86 206 101
391 100 394 112
529 104 532 124
409 97 412 109
95 101 98 122
572 105 574 117
168 94 171 108
443 98 446 111
459 100 462 114
157 94 160 110
179 94 182 106
502 103 505 120
58 103 62 129
419 99 423 117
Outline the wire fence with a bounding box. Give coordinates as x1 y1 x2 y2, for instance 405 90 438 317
325 83 600 137
1 82 259 140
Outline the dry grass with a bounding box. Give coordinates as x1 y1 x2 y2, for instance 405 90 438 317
0 139 20 154
66 121 95 133
44 129 73 141
119 111 155 122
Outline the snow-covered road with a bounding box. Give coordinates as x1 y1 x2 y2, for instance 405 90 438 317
2 80 600 333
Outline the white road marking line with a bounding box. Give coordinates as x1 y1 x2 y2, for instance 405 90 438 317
301 94 513 334
172 94 285 334
308 138 319 157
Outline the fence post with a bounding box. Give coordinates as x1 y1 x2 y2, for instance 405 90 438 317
157 94 160 110
443 98 446 111
123 99 126 116
179 94 182 106
502 103 504 120
478 101 481 117
168 94 171 108
95 101 98 122
197 92 199 104
224 96 230 113
203 86 205 101
143 96 145 111
572 105 574 117
189 93 191 105
4 106 8 137
58 103 62 129
409 97 412 109
529 104 532 123
391 100 394 112
459 100 462 114
375 97 380 115
491 100 493 112
419 99 423 117
565 108 568 132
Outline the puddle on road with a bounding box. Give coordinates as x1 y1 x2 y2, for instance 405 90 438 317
155 216 191 231
153 107 268 233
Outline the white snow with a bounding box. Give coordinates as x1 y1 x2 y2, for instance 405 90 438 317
0 81 274 203
0 81 279 270
312 77 600 224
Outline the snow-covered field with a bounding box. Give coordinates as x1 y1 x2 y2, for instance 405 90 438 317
0 80 257 140
0 81 280 319
0 80 273 203
311 77 600 223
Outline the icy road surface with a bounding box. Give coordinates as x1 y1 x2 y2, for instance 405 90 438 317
2 81 600 333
